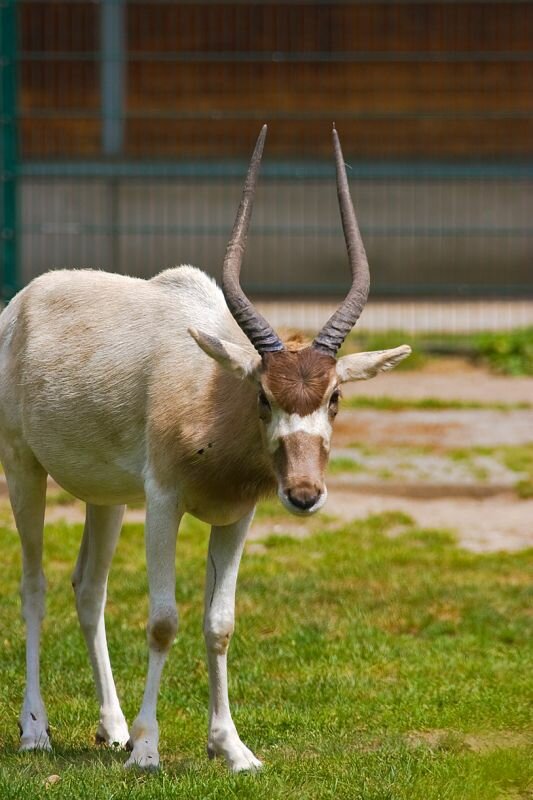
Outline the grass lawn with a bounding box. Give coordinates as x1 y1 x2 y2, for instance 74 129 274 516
0 510 531 799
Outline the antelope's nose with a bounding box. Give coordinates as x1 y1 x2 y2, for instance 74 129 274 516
287 487 321 511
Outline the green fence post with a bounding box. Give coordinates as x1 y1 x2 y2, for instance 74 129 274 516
0 0 19 302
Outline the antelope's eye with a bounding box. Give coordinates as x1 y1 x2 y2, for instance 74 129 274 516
329 389 340 408
258 389 271 410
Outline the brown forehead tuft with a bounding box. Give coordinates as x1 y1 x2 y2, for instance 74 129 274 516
262 347 337 416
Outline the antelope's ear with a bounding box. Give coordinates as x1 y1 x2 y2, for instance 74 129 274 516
336 345 411 383
188 328 261 380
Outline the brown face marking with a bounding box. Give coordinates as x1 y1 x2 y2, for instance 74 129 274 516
262 347 337 416
274 432 329 496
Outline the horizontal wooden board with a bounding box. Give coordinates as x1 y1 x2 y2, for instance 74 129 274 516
126 3 531 54
17 1 533 158
20 116 533 158
20 60 532 114
125 62 532 113
19 3 531 55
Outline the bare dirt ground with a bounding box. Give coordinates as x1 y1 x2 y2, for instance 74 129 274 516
1 360 532 553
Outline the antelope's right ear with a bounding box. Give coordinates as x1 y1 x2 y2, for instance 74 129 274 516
336 345 411 383
188 328 261 381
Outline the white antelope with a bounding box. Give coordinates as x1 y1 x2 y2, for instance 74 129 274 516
0 126 410 771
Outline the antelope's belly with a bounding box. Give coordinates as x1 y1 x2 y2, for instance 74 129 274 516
24 416 147 505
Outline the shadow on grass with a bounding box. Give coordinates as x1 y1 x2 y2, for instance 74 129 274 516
9 742 199 777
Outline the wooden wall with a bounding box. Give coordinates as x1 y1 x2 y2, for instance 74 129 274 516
18 2 533 159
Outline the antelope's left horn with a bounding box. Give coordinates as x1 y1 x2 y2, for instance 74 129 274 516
222 125 284 355
312 126 370 357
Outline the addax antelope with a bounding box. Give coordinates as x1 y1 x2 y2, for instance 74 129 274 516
0 126 410 771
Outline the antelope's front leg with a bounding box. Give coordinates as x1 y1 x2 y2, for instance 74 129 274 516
204 509 262 773
125 480 181 770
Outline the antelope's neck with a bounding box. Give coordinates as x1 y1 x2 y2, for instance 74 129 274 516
148 366 276 524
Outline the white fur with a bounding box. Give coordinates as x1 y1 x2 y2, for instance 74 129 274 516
266 407 332 451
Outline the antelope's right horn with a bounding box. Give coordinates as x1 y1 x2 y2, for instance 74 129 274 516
312 126 370 357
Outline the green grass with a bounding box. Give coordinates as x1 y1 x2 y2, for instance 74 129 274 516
46 489 78 507
450 444 533 499
476 329 533 377
342 328 533 376
498 444 533 499
343 396 531 412
328 456 364 474
0 511 532 799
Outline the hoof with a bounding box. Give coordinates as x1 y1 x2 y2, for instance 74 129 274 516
208 735 262 773
19 718 51 752
95 718 130 749
124 750 160 771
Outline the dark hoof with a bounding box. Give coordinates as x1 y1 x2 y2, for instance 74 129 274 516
95 732 106 745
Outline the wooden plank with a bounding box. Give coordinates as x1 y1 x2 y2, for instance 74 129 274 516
123 117 533 157
127 61 533 114
19 2 97 52
127 3 532 54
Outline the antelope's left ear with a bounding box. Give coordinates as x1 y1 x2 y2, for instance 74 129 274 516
188 327 262 380
336 345 411 383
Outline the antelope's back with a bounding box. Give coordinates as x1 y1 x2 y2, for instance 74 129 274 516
0 266 244 501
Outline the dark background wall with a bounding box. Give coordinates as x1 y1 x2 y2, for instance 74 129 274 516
2 1 532 299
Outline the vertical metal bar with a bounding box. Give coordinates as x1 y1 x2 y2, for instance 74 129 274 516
0 0 19 301
100 0 125 155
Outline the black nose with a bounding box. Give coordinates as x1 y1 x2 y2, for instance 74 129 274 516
287 488 320 511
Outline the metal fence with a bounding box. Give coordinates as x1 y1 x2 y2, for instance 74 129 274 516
1 0 532 303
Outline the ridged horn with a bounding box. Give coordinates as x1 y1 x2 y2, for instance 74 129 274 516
222 125 284 355
312 125 370 357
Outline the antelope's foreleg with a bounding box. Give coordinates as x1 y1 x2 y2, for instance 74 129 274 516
204 509 262 772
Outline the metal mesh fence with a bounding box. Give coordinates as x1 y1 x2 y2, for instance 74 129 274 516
1 0 532 304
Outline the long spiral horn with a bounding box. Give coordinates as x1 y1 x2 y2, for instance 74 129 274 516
222 125 284 355
312 125 370 357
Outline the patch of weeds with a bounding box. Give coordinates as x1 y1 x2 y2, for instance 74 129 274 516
450 448 476 462
344 396 530 412
346 442 381 455
255 499 288 521
514 479 533 499
261 533 302 549
496 445 533 499
342 327 533 376
500 444 533 474
340 330 425 370
475 328 533 376
329 457 363 474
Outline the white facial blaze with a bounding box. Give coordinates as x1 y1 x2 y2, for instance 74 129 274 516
265 406 332 453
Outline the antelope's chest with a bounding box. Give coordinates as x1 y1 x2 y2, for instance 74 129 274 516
177 455 275 527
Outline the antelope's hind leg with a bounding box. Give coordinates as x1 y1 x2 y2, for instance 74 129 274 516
125 481 181 770
204 510 262 773
72 503 129 748
3 447 50 751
